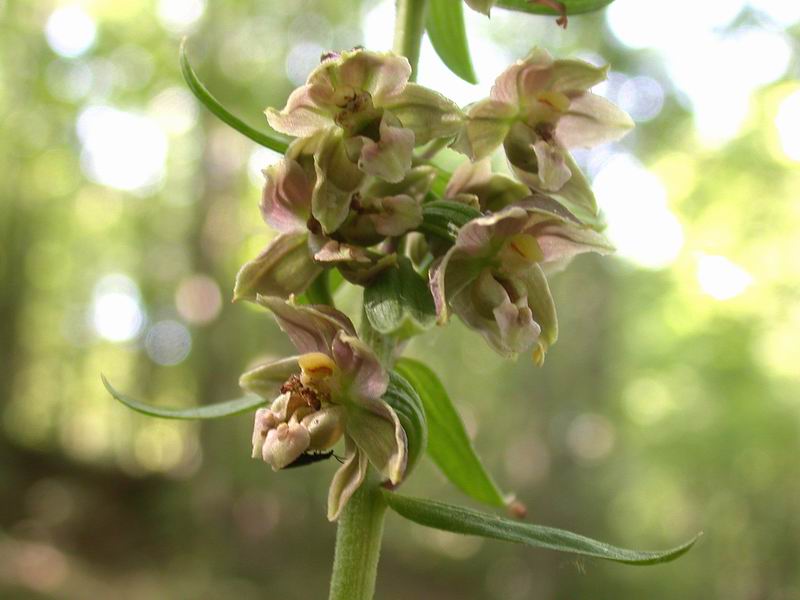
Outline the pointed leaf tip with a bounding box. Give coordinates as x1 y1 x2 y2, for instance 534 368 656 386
102 374 265 420
383 491 700 565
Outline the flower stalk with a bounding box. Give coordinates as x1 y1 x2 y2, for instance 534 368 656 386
327 3 428 597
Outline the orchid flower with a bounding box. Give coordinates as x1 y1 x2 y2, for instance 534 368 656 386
453 48 633 212
241 297 407 521
233 138 434 302
266 48 462 184
429 194 614 363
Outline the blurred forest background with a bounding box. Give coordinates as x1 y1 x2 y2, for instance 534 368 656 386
1 0 800 598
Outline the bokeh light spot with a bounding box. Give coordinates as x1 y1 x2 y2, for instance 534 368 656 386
145 320 192 365
45 6 96 58
175 274 223 325
90 274 145 342
775 90 800 162
157 0 207 34
696 254 753 301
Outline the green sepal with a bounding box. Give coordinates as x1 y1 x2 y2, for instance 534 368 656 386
426 0 478 84
383 491 701 565
102 375 264 419
395 358 507 507
180 39 290 153
363 257 436 338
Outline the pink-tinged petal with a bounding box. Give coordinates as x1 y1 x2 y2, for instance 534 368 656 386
345 396 407 485
252 407 278 459
381 84 463 144
556 92 634 148
331 331 389 401
445 158 529 212
358 117 415 183
428 255 451 324
260 158 313 233
530 222 614 265
302 405 346 451
491 48 554 105
532 139 571 191
239 356 301 398
445 158 493 197
452 99 516 160
510 150 602 229
265 85 334 138
312 129 364 234
370 194 423 237
257 296 356 355
327 437 368 521
364 165 435 201
454 205 530 257
233 232 321 302
449 268 542 358
310 50 411 104
312 239 372 264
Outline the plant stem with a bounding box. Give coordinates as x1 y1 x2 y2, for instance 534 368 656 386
328 481 389 600
326 4 428 600
393 0 428 81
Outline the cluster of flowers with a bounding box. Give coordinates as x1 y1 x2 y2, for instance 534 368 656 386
238 48 632 518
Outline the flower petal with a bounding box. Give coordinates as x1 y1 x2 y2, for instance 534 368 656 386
381 83 463 144
310 50 411 105
312 239 372 264
532 139 571 191
261 421 311 470
452 99 515 160
331 331 389 401
233 232 321 302
446 158 529 212
327 437 368 521
547 59 609 93
345 396 407 485
239 356 301 398
513 262 558 365
257 296 356 355
370 194 423 237
491 48 554 105
358 116 415 183
312 129 364 233
260 158 313 232
265 85 335 138
557 92 634 149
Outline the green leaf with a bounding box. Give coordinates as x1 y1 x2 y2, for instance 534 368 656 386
102 375 264 420
180 39 290 153
418 200 482 243
383 491 700 565
426 0 478 84
394 358 507 508
384 371 428 476
363 257 436 338
495 0 615 15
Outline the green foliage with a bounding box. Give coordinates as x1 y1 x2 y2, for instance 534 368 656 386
102 375 264 419
363 257 436 338
180 40 290 153
395 358 507 507
426 0 478 84
383 491 700 564
418 200 482 243
384 371 428 476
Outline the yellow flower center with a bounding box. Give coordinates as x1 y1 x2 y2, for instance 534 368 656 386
506 234 544 263
298 352 337 386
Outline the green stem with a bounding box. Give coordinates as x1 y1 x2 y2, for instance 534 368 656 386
306 270 334 306
393 0 428 81
328 482 389 600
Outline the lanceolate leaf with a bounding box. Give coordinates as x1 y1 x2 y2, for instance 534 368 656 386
495 0 615 15
180 39 290 153
426 0 478 84
383 491 700 565
395 358 507 508
363 257 436 338
102 375 265 420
